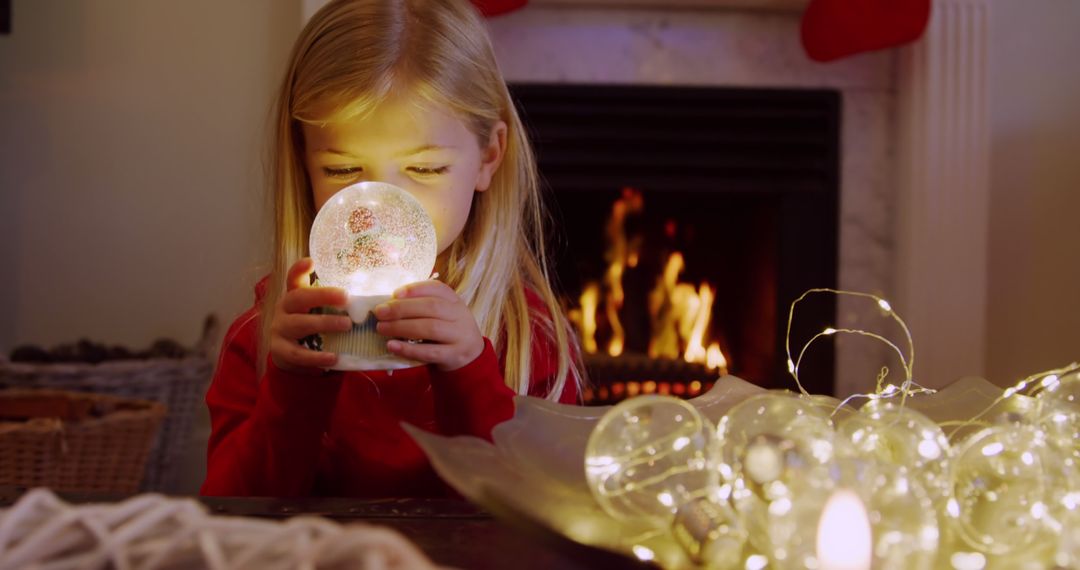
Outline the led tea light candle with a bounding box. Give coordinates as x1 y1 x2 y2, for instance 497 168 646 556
308 181 437 370
816 489 872 570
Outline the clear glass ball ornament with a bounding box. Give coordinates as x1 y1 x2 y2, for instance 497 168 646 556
1055 497 1080 569
855 460 939 570
715 391 840 553
838 399 952 502
949 416 1068 556
585 395 720 527
716 391 840 488
1028 376 1080 567
1040 369 1080 410
586 395 746 565
1036 370 1080 465
1035 378 1080 566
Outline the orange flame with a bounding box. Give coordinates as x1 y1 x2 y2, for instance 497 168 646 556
684 283 714 365
569 191 730 378
570 281 601 354
706 343 729 375
601 189 643 357
648 253 690 359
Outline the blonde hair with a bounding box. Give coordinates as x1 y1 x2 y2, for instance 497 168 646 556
259 0 582 400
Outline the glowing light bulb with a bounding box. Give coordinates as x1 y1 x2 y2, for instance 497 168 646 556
1037 370 1080 462
838 400 953 502
713 391 842 566
586 396 718 526
585 395 745 565
816 490 872 570
308 181 437 370
950 420 1068 556
717 393 836 487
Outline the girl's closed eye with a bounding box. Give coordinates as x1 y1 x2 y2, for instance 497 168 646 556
407 165 451 177
322 166 362 180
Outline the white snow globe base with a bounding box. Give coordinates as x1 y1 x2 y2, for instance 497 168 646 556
321 294 421 371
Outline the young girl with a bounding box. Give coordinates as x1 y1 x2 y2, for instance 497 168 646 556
201 0 583 498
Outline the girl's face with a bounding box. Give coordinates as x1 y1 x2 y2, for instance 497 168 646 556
303 94 506 256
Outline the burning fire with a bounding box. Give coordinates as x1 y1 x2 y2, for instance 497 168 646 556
569 188 729 376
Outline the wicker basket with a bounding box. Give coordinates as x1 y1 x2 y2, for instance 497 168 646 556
0 318 217 491
0 389 165 494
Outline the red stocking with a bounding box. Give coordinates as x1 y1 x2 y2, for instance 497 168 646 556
471 0 528 17
801 0 932 62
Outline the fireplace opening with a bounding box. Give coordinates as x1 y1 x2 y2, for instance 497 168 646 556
510 84 840 402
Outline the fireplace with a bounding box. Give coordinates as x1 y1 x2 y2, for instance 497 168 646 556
510 84 840 401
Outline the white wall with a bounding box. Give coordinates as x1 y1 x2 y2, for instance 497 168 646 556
985 0 1080 385
0 1 299 354
0 0 299 494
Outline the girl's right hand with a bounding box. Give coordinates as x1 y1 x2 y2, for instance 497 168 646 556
269 257 353 374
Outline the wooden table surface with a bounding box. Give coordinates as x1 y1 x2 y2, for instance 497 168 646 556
0 487 651 570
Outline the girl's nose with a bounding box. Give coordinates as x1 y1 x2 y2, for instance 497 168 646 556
357 169 408 189
365 173 410 191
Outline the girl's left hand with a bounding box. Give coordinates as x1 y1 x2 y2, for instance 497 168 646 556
373 280 484 371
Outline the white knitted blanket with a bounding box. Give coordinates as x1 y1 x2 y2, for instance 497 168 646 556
0 488 440 570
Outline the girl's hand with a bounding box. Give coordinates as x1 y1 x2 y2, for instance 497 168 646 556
374 280 484 372
270 258 353 374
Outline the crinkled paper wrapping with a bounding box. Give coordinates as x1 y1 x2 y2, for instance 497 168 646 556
404 375 1012 569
